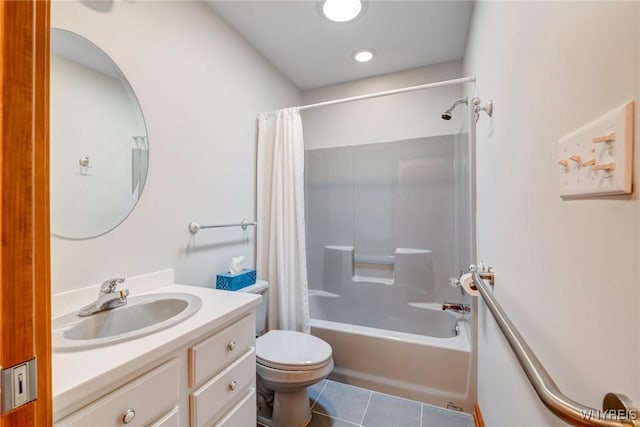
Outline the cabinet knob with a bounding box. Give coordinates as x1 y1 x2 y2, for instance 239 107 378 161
122 409 136 424
229 380 237 391
227 341 236 351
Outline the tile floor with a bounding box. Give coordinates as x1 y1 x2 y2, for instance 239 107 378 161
259 379 474 427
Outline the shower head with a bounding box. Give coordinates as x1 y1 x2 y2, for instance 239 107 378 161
441 98 468 121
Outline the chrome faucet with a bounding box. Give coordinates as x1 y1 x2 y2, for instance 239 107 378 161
78 278 129 317
442 302 471 314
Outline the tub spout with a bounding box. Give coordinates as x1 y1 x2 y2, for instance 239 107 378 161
442 302 471 314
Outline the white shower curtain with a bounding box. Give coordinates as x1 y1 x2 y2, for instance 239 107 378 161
256 108 310 334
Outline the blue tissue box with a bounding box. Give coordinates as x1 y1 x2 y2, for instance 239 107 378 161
216 268 257 291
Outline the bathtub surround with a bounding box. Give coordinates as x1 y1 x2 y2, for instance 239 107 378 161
51 1 301 294
304 135 469 304
257 108 310 333
464 1 640 425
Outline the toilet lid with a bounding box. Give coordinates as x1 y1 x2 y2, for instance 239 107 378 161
256 330 333 371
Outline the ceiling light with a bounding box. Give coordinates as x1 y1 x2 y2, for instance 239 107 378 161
322 0 362 23
354 49 375 62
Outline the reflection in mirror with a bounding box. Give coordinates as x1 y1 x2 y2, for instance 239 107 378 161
50 28 148 239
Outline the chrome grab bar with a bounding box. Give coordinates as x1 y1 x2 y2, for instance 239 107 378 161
471 272 639 426
188 219 257 234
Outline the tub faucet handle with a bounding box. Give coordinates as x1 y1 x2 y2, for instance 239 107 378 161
442 302 471 314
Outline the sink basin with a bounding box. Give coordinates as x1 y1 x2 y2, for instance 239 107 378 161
53 292 202 352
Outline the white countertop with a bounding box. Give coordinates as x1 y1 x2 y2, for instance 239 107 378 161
52 282 260 420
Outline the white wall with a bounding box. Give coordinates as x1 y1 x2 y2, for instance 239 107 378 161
465 2 640 425
301 61 467 149
51 1 300 293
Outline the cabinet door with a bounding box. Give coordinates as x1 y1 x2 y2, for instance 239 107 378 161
56 360 178 427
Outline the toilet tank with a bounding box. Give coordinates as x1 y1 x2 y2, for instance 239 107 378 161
237 280 269 336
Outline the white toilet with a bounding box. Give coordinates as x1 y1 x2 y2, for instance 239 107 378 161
239 281 334 427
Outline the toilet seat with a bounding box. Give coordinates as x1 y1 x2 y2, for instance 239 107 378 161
256 330 333 371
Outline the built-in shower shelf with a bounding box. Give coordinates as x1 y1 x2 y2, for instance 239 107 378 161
354 255 395 265
352 276 393 285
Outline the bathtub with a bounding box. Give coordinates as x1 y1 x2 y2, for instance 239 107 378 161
309 290 473 413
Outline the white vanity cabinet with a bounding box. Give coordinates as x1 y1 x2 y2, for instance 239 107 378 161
55 311 257 427
56 360 180 427
188 313 256 427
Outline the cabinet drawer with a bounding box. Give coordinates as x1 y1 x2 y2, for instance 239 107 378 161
150 406 179 427
213 389 256 427
190 349 255 427
57 359 178 427
189 313 254 387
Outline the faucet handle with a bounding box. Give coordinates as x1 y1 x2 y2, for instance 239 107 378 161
100 278 125 294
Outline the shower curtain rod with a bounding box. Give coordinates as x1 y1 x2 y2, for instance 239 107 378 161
265 76 476 114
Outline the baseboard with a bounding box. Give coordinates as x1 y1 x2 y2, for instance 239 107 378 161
473 403 485 427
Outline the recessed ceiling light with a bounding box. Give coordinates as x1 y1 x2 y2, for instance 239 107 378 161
354 49 375 63
322 0 363 23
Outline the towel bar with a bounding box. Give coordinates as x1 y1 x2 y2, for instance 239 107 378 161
188 219 257 234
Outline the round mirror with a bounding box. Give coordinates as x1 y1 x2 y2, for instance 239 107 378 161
50 28 149 239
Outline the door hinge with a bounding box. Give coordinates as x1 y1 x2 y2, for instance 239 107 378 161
1 358 37 414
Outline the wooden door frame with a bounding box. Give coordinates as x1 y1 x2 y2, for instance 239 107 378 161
35 0 52 425
0 0 52 425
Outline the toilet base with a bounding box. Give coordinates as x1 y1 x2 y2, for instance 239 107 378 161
272 388 312 427
256 378 313 427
